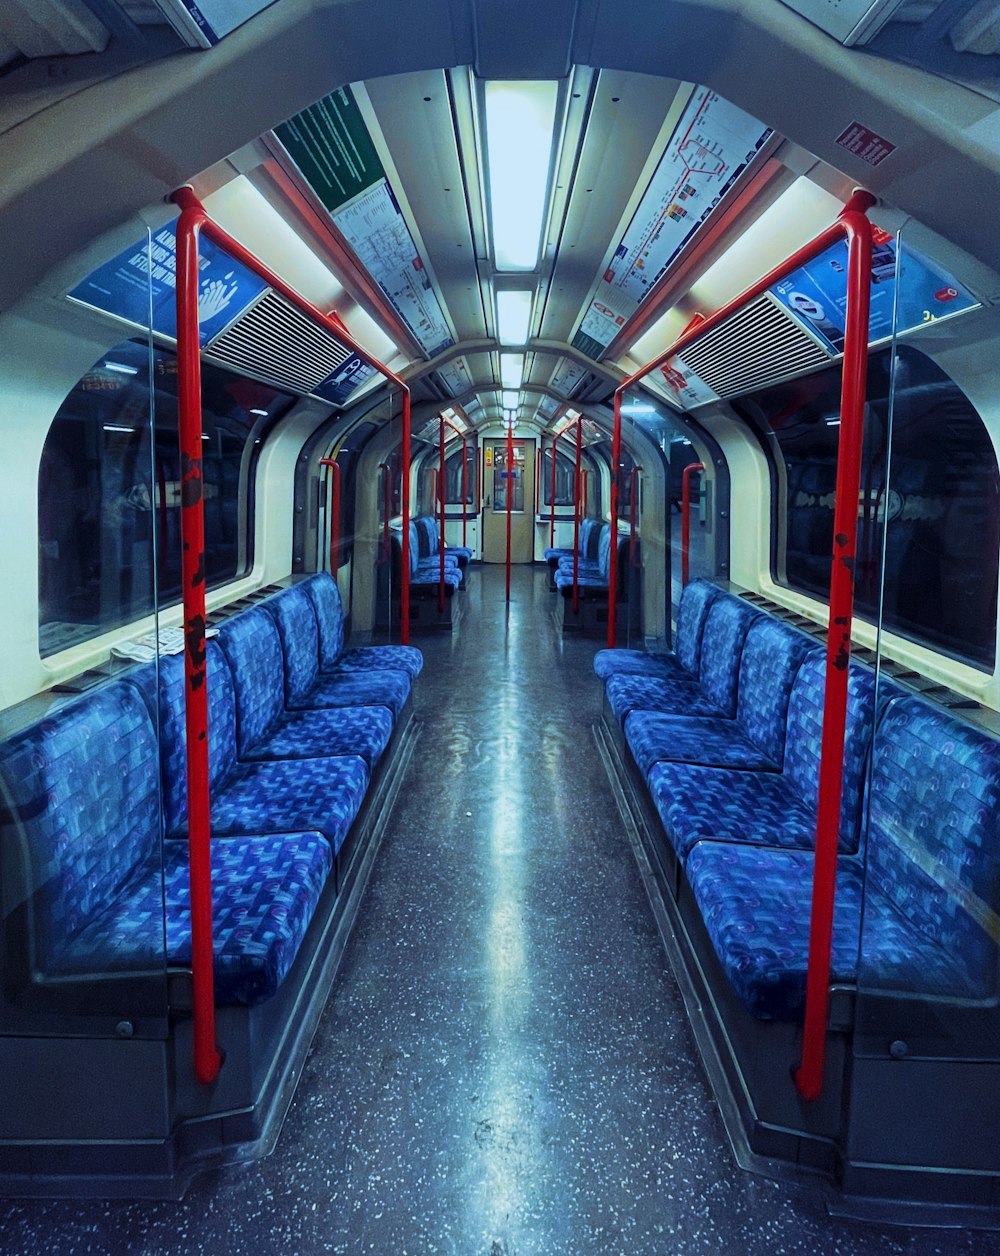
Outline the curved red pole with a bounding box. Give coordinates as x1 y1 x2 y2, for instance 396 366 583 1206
572 418 583 616
681 462 703 586
174 199 222 1087
549 436 558 548
170 188 411 644
461 433 468 549
505 424 514 604
319 457 341 577
438 417 446 613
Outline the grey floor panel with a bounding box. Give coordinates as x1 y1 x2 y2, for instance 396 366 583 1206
1 565 997 1254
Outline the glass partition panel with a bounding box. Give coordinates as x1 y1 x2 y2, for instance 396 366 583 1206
3 231 170 1045
855 223 1000 1089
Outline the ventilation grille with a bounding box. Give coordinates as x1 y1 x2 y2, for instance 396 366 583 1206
681 295 834 400
206 291 352 396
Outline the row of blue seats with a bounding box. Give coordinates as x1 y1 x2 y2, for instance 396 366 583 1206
546 520 627 601
596 580 1000 1020
390 518 466 598
412 515 473 568
0 573 422 1008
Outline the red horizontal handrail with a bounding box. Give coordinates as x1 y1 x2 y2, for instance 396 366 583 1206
171 187 412 1087
680 462 703 586
319 457 341 578
607 190 875 1103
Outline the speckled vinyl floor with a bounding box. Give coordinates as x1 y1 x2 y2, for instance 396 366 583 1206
2 565 998 1255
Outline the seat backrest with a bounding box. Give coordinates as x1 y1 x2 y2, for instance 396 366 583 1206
0 682 160 973
155 640 238 836
596 524 613 578
695 594 760 716
783 653 879 852
265 585 322 706
304 571 345 668
415 516 437 558
735 618 816 765
865 695 1000 994
674 580 721 676
216 607 286 755
581 517 601 560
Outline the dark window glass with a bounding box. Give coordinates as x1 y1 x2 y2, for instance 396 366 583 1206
444 446 477 507
736 346 999 668
541 448 577 506
38 340 294 656
329 421 379 566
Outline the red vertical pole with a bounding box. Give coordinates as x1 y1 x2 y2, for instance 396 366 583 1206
607 392 622 647
505 425 513 603
438 416 446 613
549 436 558 548
795 200 874 1101
319 457 340 577
174 203 222 1087
681 462 703 586
572 419 583 616
401 389 411 645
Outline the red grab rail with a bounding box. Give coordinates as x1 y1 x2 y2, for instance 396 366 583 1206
171 187 412 1086
437 418 446 612
606 191 875 1102
319 457 341 577
549 437 558 548
680 462 703 586
570 418 583 615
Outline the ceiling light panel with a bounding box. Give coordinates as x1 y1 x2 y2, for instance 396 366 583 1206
496 289 533 344
500 353 524 389
484 81 558 271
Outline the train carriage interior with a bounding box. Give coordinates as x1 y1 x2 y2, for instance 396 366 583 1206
1 0 999 1249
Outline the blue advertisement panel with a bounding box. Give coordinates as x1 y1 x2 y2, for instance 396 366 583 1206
771 234 977 354
69 224 268 345
314 353 379 406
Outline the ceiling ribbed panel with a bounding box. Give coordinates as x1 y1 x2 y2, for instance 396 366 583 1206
681 295 834 399
206 291 352 395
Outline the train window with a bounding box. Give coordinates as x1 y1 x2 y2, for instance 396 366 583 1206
444 446 477 507
737 346 1000 669
331 421 379 566
540 447 577 505
38 340 294 656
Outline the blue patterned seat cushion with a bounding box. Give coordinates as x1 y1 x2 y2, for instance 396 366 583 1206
0 682 161 975
266 585 324 706
217 608 287 755
648 762 821 862
686 843 979 1020
411 562 463 590
693 595 760 715
554 568 608 593
604 672 723 726
593 649 689 683
337 645 423 679
211 754 369 855
57 832 332 1005
731 621 817 767
673 580 721 674
303 572 346 668
864 696 1000 996
244 704 393 769
292 668 410 717
625 713 780 777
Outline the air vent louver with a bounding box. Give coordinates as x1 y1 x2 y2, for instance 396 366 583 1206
681 295 833 399
206 291 352 396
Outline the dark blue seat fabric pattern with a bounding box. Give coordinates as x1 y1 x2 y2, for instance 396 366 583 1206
544 517 601 566
414 515 472 565
0 679 338 1005
303 572 423 679
593 580 721 684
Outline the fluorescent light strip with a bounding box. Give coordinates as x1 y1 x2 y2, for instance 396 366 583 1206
496 290 533 344
500 353 523 389
484 81 558 271
104 361 139 375
502 389 520 411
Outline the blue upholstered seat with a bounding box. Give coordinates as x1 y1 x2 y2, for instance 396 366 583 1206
593 579 719 682
647 655 878 861
623 620 817 775
604 593 759 725
228 601 410 724
153 643 372 853
544 517 602 567
414 515 472 566
0 680 335 1004
304 572 423 679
